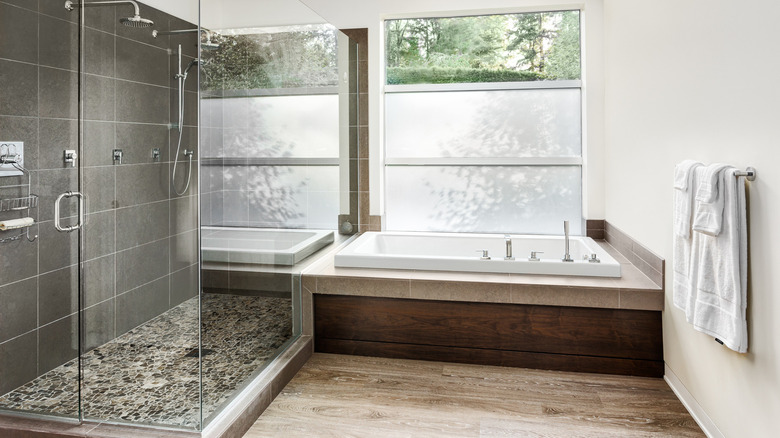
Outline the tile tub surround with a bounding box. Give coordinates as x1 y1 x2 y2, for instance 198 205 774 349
0 0 200 397
301 238 665 376
302 239 663 312
587 219 665 289
0 293 292 430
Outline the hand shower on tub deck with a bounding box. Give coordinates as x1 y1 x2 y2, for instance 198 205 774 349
562 220 574 262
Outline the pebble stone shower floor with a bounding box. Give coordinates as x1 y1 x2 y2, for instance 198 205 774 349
0 293 292 429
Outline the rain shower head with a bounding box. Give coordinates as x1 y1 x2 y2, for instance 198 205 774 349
65 1 154 28
120 14 154 28
153 28 221 50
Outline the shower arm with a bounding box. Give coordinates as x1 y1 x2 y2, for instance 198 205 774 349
153 29 213 40
65 0 142 17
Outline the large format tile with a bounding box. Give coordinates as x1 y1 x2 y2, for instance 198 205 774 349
116 163 168 207
83 253 115 307
115 276 170 335
116 36 170 87
84 74 116 121
0 59 38 117
115 238 170 294
0 231 37 285
38 314 78 375
83 121 116 167
0 2 38 64
116 199 170 250
39 66 77 119
0 331 37 396
38 265 78 325
38 220 78 273
0 277 38 343
116 80 169 124
39 118 78 169
84 26 116 77
39 13 77 71
115 122 170 164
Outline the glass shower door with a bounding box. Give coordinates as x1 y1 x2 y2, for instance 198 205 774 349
78 0 202 430
0 0 82 421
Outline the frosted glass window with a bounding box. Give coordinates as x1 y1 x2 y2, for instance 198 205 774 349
220 166 339 229
386 89 580 158
385 166 582 235
221 95 339 158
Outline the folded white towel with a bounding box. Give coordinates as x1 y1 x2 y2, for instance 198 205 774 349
674 160 703 238
695 163 730 203
693 163 731 236
691 167 748 352
0 217 34 230
674 159 701 190
673 162 702 319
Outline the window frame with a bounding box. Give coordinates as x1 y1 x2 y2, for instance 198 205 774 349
382 10 585 233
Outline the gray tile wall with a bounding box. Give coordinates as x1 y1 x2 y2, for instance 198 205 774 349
0 0 199 396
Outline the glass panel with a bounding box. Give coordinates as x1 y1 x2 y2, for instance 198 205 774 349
386 10 581 84
386 89 581 158
221 95 339 158
198 16 358 428
385 166 582 235
0 0 80 420
216 165 340 229
79 0 201 430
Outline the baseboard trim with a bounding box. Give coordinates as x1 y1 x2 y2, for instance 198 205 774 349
664 364 724 438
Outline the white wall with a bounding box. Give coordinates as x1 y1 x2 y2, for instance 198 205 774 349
603 0 780 436
299 0 607 220
200 0 326 30
144 0 198 24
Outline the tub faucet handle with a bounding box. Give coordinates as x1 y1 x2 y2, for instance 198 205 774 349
529 251 544 261
476 249 491 260
588 253 601 263
562 220 573 262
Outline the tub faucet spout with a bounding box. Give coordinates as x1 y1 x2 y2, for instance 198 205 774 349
562 220 573 262
504 235 514 260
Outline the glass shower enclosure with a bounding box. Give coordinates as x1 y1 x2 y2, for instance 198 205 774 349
0 0 357 433
0 0 202 430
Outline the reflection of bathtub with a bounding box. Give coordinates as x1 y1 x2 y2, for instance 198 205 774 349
335 232 621 277
202 227 334 266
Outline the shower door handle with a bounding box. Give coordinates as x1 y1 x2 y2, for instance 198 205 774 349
54 191 85 232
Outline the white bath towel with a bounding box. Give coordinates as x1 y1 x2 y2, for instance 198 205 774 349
674 160 703 238
693 163 731 236
690 167 748 352
673 161 702 318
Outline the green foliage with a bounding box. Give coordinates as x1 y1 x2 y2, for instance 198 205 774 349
201 26 338 91
385 11 581 85
386 67 543 84
545 11 581 80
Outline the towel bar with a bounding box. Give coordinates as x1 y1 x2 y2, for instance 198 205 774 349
735 167 756 181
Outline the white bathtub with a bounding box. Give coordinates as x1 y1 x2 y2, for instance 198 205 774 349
334 232 621 277
201 227 334 266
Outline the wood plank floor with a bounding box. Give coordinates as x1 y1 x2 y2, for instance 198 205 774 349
244 353 705 437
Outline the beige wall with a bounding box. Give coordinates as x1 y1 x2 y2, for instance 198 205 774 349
603 0 780 436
